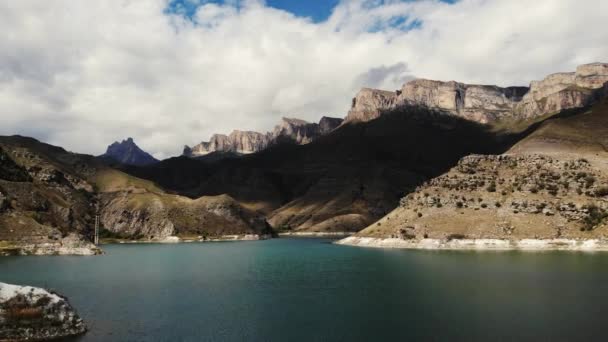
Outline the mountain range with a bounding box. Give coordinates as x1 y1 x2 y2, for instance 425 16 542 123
1 62 607 254
183 116 343 157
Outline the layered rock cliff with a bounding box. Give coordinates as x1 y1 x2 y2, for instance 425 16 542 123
184 131 269 156
184 116 343 157
345 63 608 124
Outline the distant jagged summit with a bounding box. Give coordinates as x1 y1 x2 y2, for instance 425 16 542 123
345 62 608 124
101 137 158 166
184 116 343 157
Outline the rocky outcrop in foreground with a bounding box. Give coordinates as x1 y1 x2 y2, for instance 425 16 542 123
184 116 343 157
345 62 608 124
0 282 86 341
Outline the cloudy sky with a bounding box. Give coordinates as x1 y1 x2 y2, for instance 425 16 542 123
1 0 607 159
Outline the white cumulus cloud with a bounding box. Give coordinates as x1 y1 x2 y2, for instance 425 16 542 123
0 0 607 158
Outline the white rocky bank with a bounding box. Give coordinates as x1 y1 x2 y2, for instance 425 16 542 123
115 234 273 244
336 236 608 251
0 282 86 340
1 233 102 256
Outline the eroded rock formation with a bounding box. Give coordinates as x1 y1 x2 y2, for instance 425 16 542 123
184 116 343 157
345 62 608 124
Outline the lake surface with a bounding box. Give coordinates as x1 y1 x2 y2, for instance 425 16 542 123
2 237 608 341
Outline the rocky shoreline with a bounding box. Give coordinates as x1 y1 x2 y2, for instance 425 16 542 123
336 236 608 252
106 234 273 244
0 282 87 341
0 234 102 256
278 232 355 237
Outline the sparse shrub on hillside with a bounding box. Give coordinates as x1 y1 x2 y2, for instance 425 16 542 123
486 182 496 192
596 187 608 197
456 201 463 208
582 204 608 231
447 233 466 241
547 184 559 196
277 224 292 231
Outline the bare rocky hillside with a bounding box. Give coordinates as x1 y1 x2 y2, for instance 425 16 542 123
348 95 608 245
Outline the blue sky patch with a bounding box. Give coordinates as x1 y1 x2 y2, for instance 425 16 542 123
166 0 457 24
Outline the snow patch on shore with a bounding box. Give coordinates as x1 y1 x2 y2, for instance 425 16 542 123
0 283 61 304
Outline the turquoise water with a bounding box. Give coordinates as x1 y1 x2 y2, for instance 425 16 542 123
1 238 608 341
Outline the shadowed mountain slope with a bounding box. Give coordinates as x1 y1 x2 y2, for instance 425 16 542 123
123 105 524 233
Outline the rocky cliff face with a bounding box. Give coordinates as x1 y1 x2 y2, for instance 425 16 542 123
345 63 608 124
0 137 101 255
514 63 608 119
185 131 269 156
345 88 400 123
319 116 344 134
184 116 343 157
98 188 271 240
100 137 158 166
0 282 87 340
